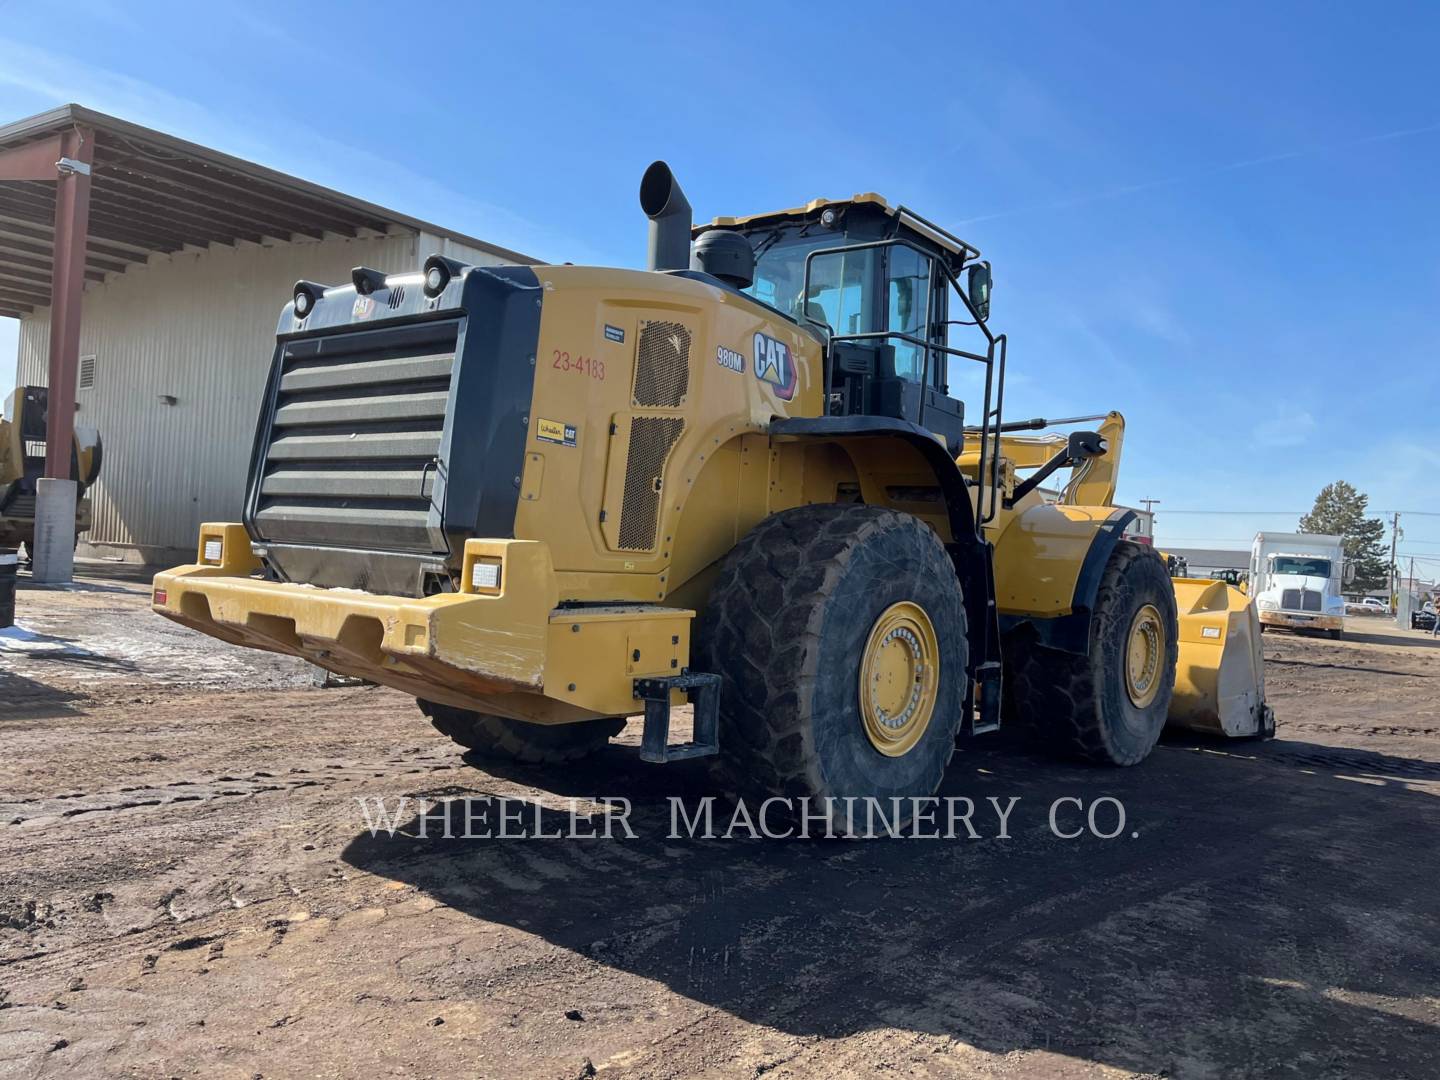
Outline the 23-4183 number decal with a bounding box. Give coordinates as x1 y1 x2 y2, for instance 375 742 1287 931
553 350 605 380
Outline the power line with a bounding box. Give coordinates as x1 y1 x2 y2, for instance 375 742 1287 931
1144 510 1309 516
1138 508 1440 517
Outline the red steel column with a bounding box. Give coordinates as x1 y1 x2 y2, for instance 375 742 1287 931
43 125 95 479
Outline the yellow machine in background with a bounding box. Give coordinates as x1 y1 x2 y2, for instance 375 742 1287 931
0 386 102 554
154 163 1271 825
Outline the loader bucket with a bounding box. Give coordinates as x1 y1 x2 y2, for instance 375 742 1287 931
1166 578 1274 738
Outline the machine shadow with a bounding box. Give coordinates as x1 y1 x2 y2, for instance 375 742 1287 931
342 733 1440 1075
1331 629 1440 650
0 668 87 718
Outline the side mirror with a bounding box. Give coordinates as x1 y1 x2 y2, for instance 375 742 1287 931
967 263 992 322
1343 561 1357 585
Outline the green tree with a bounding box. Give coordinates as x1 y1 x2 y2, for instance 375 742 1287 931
1298 481 1389 591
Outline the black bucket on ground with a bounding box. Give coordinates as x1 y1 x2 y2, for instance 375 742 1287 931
0 550 16 629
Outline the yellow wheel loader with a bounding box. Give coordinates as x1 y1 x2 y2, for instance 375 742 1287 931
153 162 1270 820
1 385 102 555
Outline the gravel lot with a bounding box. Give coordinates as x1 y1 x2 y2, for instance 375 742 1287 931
2 564 1438 1079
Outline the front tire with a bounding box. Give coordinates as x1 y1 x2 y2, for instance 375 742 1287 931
1007 541 1178 766
418 700 624 764
694 504 968 827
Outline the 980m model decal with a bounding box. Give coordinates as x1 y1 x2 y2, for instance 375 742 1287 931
753 332 796 400
716 345 745 372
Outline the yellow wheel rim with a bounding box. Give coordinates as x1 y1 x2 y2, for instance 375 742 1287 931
1125 603 1165 709
859 601 940 757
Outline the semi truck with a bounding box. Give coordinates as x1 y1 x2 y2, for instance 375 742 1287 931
1250 531 1349 638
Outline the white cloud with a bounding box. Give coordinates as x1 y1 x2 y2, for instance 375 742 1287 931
1251 403 1317 448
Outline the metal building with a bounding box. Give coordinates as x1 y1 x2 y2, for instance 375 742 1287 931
1 104 531 564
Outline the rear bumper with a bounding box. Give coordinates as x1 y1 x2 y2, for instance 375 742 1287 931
1260 610 1343 632
153 524 692 723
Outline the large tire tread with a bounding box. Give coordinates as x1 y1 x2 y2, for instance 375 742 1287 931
418 700 624 765
1007 541 1177 766
695 503 967 808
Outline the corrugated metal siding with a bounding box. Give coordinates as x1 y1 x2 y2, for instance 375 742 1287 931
17 232 511 555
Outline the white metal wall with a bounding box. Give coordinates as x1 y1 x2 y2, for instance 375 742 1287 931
16 231 513 558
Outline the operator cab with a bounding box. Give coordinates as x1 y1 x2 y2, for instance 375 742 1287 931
694 195 1001 456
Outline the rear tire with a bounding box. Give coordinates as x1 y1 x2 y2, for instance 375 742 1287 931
418 700 624 764
1006 541 1178 766
694 504 968 830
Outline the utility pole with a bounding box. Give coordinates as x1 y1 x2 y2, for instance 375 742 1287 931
1139 498 1161 515
1390 511 1401 601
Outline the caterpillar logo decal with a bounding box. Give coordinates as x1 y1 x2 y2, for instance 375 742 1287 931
753 332 796 400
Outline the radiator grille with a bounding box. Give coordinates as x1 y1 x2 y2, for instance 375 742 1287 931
252 319 459 553
632 321 691 408
1280 588 1323 612
618 417 684 551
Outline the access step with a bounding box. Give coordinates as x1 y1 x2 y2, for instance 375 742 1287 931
965 661 1003 736
633 671 721 763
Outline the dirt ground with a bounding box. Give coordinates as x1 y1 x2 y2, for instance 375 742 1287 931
2 565 1439 1079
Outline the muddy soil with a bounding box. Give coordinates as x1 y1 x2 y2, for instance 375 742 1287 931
2 566 1438 1079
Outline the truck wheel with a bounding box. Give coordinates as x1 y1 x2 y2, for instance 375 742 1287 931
694 504 968 831
418 700 625 764
1007 541 1177 766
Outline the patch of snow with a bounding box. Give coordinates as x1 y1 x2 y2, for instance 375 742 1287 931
0 623 90 655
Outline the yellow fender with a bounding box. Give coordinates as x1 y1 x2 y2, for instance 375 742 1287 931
1167 577 1274 737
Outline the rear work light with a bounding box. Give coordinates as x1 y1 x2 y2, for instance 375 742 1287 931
292 279 327 318
422 254 468 299
202 538 223 563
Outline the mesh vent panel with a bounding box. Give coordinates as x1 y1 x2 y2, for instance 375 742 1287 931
632 321 691 408
618 417 684 551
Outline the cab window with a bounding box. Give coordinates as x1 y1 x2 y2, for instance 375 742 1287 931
886 245 933 383
747 231 875 335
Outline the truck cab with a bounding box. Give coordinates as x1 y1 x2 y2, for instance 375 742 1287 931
1250 532 1349 638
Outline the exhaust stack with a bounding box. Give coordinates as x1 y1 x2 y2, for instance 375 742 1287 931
639 160 692 272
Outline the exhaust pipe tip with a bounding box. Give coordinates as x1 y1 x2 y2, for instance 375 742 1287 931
639 160 685 218
640 160 692 272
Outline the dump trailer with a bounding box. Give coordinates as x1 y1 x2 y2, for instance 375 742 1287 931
0 386 102 553
154 163 1270 824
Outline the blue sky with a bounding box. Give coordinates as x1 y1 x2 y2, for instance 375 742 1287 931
2 1 1438 566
